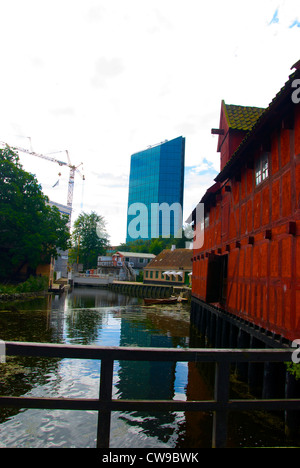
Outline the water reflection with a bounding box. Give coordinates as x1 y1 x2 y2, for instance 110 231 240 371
65 288 139 309
116 318 177 444
0 288 212 448
0 288 290 448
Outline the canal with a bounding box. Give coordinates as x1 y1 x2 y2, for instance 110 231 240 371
0 288 294 448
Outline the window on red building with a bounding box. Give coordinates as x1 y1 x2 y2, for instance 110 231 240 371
255 153 269 186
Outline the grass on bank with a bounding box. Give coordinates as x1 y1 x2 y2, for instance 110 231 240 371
0 275 49 294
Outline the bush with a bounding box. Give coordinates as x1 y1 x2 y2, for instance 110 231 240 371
136 271 143 283
0 276 48 294
286 362 300 381
0 284 17 294
16 275 49 293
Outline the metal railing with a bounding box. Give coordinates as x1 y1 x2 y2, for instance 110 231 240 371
0 341 299 448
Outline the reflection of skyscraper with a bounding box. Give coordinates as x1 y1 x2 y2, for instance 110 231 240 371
126 136 185 243
117 318 175 400
116 316 177 442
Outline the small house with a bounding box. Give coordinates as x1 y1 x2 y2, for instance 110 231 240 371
112 251 156 274
143 248 192 286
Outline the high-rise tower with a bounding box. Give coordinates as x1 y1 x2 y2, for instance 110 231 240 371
126 136 185 243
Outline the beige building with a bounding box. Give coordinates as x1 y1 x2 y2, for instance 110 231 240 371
143 248 192 286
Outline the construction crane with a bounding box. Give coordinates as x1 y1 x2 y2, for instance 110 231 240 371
0 140 85 228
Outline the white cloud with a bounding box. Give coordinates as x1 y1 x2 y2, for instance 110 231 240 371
91 57 125 88
0 0 299 244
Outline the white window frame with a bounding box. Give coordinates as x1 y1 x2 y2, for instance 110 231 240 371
255 153 269 186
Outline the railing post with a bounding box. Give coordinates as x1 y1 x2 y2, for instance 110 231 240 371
97 357 114 448
212 360 230 448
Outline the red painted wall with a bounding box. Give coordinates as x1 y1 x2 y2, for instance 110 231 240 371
192 105 300 342
217 102 247 171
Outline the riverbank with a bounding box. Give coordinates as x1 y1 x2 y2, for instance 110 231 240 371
0 275 50 303
0 291 49 303
109 281 191 301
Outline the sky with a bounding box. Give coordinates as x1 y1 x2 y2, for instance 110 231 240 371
0 0 299 245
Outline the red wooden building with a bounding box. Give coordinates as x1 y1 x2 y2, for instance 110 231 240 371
191 61 300 343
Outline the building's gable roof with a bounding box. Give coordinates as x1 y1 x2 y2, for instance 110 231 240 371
146 249 192 270
223 101 265 131
187 61 300 224
215 65 300 182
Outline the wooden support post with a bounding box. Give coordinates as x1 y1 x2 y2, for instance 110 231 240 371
215 316 222 348
248 336 264 396
221 319 230 348
285 370 300 439
236 329 250 381
210 314 217 346
262 361 285 400
229 323 238 348
97 357 114 448
212 361 230 448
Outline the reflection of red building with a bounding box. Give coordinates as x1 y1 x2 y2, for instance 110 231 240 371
191 62 300 342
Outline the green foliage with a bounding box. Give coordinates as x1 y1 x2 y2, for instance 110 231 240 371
0 146 70 281
116 234 187 255
16 275 49 292
286 362 300 380
0 284 17 294
70 211 109 270
0 275 48 294
135 270 143 283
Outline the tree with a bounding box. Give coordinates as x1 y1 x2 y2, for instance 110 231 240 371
116 232 189 256
0 146 70 281
70 211 109 270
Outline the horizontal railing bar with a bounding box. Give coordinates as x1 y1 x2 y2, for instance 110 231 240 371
0 396 102 411
3 341 294 362
111 399 300 412
1 396 300 412
0 396 217 412
228 399 300 411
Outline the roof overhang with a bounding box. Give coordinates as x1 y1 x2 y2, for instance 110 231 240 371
215 67 300 183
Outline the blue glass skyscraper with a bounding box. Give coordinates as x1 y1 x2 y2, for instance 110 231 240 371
126 136 185 243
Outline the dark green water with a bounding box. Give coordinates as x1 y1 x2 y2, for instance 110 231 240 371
0 288 293 448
